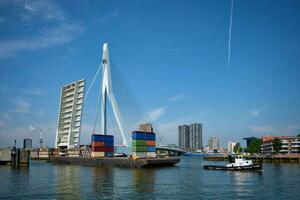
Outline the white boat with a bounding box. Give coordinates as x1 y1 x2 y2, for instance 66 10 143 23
203 155 262 171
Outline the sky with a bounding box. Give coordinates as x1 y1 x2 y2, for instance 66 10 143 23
0 0 300 148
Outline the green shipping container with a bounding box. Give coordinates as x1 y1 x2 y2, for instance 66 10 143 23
132 146 147 152
132 140 147 146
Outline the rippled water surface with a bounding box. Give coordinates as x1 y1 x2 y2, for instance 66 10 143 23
0 157 300 199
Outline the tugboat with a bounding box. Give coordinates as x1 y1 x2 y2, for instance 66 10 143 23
203 155 262 171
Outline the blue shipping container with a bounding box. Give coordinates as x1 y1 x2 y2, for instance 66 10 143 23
132 131 156 140
104 141 114 147
132 133 146 140
145 133 155 140
92 134 114 142
146 146 156 152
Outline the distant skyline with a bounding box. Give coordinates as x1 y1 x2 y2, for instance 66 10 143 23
1 0 300 148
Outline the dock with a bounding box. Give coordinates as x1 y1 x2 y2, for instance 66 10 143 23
203 155 300 163
50 156 180 168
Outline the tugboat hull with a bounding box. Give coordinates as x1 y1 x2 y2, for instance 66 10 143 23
203 164 262 171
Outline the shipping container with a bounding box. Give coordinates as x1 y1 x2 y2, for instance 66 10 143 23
91 134 114 142
132 140 147 146
91 141 105 147
146 146 156 152
91 152 105 157
132 152 146 158
104 141 114 147
146 140 156 146
145 133 155 140
132 146 147 152
92 147 114 152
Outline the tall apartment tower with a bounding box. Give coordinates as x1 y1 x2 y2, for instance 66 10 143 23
190 123 203 151
178 125 190 150
208 136 220 151
55 79 85 149
228 142 237 154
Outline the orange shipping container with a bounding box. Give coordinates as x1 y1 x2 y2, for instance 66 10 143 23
147 140 156 146
92 141 105 147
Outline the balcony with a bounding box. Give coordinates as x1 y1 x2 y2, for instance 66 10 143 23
291 145 300 148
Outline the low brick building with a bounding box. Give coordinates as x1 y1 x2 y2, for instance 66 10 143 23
261 135 300 155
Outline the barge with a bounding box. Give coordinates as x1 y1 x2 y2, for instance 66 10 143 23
50 156 180 168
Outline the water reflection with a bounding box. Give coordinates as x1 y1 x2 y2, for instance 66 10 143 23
132 168 156 199
229 171 262 198
91 167 114 199
55 166 81 200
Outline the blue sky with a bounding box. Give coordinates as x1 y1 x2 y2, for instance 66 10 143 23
0 0 300 148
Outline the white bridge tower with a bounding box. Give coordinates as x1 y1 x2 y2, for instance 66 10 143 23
100 43 128 146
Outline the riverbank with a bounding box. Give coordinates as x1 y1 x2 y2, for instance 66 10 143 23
203 154 300 163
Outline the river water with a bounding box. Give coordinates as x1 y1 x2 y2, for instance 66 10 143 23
0 157 299 200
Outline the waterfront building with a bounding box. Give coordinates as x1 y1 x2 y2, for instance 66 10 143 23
178 123 203 152
189 123 203 152
261 135 300 155
208 137 220 152
243 137 258 148
227 142 237 154
23 139 32 149
139 123 153 133
178 125 190 151
55 79 85 149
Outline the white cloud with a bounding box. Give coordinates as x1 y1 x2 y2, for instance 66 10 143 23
248 125 273 133
0 23 83 58
24 3 34 11
147 107 167 122
0 119 7 128
168 94 184 102
248 124 300 135
2 113 11 120
22 88 46 96
28 124 36 131
0 122 57 148
0 0 83 59
249 107 266 118
14 99 30 113
278 124 300 135
96 10 119 23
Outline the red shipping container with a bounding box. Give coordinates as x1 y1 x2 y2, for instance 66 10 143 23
92 147 114 152
91 141 105 147
146 140 156 146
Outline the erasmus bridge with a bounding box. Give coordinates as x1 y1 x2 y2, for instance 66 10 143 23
84 43 150 147
82 43 185 155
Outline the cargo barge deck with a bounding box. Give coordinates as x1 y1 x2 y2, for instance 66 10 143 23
50 156 180 168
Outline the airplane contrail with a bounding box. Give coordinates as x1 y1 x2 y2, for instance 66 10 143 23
227 0 234 67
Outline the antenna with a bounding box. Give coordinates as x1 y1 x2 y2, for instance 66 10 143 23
39 129 43 148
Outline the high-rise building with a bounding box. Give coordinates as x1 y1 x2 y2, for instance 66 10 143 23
55 79 85 149
227 142 237 154
178 125 190 150
189 123 203 151
208 137 220 151
243 137 258 148
23 139 32 149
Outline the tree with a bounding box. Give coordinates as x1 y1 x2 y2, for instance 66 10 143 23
297 133 300 137
233 143 243 154
247 138 262 154
273 138 282 154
